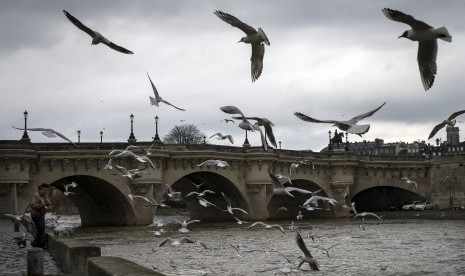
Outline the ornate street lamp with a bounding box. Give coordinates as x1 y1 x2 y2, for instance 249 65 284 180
77 130 81 144
153 115 160 142
345 131 349 151
279 141 282 149
21 110 30 142
100 131 103 143
128 114 136 143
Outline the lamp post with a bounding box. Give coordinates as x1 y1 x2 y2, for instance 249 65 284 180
242 130 250 148
328 130 333 151
77 130 81 144
279 141 282 149
20 110 30 142
203 135 206 144
100 131 103 143
153 115 163 145
345 131 349 151
128 114 136 143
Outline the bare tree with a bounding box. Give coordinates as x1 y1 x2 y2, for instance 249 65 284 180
163 124 206 145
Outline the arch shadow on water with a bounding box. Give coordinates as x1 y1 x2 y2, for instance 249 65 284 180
50 175 137 226
352 186 425 212
267 179 335 220
166 172 249 222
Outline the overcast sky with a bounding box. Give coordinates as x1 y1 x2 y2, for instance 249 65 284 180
1 0 464 151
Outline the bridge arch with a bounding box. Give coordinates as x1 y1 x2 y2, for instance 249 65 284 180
167 171 250 222
267 178 335 219
49 175 138 226
351 186 425 212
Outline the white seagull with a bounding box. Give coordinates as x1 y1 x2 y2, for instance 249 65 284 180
401 176 417 190
209 132 234 144
159 237 195 247
12 126 78 147
63 182 78 196
198 159 231 168
269 170 314 197
353 212 383 221
382 8 452 91
248 221 285 234
294 102 386 136
221 192 248 215
63 10 133 54
214 10 269 82
296 232 319 270
232 116 277 148
428 110 465 139
303 196 338 208
147 72 185 111
185 190 216 198
220 106 254 131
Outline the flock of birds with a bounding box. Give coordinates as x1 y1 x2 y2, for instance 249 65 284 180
9 8 465 151
3 6 464 274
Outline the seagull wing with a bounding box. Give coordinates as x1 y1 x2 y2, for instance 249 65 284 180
251 43 264 82
448 110 465 120
382 8 432 29
428 122 447 139
14 126 78 147
225 135 234 144
147 72 161 103
263 124 277 148
101 40 133 54
209 133 221 139
294 112 340 124
63 10 96 38
350 102 386 122
268 170 284 189
285 187 313 194
248 221 266 229
252 123 267 151
220 106 245 118
417 40 437 91
296 232 312 258
214 10 257 35
159 99 186 111
346 124 371 135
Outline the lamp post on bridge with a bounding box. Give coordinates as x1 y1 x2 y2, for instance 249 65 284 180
242 130 250 148
100 131 103 143
203 135 206 144
328 130 333 151
279 141 281 149
345 131 349 151
20 110 30 143
128 114 137 144
77 130 81 144
152 115 163 146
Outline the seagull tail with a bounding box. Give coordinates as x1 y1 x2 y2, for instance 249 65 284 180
435 27 452 42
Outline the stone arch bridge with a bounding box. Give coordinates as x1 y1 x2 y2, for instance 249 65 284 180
0 141 463 226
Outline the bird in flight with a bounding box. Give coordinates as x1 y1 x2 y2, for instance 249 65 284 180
220 106 254 131
295 232 319 270
214 10 270 82
198 159 231 168
12 126 78 147
294 102 386 136
209 132 234 144
147 72 185 111
382 8 452 91
63 10 133 54
428 110 465 139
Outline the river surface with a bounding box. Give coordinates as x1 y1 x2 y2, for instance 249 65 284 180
59 212 465 276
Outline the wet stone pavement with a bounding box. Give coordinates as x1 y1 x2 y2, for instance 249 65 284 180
0 219 64 276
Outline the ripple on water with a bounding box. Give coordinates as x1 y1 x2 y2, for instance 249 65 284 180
62 215 465 276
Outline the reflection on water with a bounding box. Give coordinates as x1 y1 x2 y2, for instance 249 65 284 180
60 213 465 275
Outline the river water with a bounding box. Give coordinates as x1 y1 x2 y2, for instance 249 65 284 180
59 212 465 276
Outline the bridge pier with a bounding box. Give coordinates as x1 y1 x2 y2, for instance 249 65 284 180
245 182 271 220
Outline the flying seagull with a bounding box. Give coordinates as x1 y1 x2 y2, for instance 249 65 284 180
401 176 417 190
268 170 314 197
12 126 78 147
294 102 386 136
214 10 270 82
147 72 185 111
159 237 195 247
220 106 254 131
382 8 452 91
232 116 277 148
63 10 133 54
248 221 285 234
198 159 231 168
428 110 465 139
353 212 383 221
296 232 319 270
209 132 234 144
